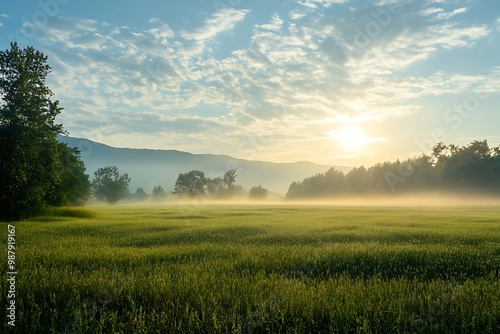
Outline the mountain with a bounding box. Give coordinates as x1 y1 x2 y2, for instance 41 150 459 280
58 136 350 194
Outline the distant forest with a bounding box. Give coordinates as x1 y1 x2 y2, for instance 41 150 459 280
286 140 500 198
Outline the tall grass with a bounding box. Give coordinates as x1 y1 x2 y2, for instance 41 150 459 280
34 206 97 221
2 205 500 333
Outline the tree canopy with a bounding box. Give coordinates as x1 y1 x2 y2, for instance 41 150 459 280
173 169 241 198
45 143 91 206
249 185 269 199
92 166 131 204
0 42 90 220
173 170 207 197
286 140 500 199
133 187 148 200
152 185 166 199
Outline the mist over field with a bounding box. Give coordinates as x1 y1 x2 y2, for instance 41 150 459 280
276 194 500 207
107 190 500 209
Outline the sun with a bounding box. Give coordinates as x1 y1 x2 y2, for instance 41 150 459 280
337 126 366 150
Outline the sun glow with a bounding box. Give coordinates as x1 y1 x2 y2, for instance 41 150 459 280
337 127 366 150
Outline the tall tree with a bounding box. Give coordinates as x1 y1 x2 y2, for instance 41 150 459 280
173 170 207 197
134 187 148 200
223 169 237 191
0 42 64 220
92 166 131 204
152 185 166 198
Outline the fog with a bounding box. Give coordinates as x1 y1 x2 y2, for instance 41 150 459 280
102 191 500 208
284 192 500 207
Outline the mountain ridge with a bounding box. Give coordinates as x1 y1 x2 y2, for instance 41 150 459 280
58 136 350 194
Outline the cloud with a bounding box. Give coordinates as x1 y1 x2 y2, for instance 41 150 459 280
20 16 98 44
21 1 496 163
298 0 347 9
0 13 9 28
436 7 467 20
420 7 445 16
290 10 308 20
180 8 249 41
347 23 490 78
255 14 283 32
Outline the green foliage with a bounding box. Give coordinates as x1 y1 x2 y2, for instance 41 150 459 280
206 177 224 196
173 170 207 197
0 42 67 220
287 167 345 198
434 140 500 192
223 169 237 190
249 185 269 199
92 166 131 204
4 205 500 333
133 187 148 201
174 169 243 198
152 185 166 199
287 140 500 198
44 206 96 218
46 143 91 206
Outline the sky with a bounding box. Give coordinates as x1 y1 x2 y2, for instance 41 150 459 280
1 0 499 167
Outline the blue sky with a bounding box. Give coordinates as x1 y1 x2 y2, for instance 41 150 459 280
1 0 499 166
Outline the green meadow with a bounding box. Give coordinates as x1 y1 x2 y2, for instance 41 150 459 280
2 204 500 333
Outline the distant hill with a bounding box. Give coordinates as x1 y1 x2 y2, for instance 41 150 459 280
58 136 350 194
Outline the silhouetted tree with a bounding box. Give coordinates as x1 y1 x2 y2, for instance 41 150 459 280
436 140 496 192
286 167 345 198
249 185 268 199
345 166 369 194
92 166 131 204
286 140 500 198
206 177 224 196
223 169 237 191
134 187 148 200
152 186 166 198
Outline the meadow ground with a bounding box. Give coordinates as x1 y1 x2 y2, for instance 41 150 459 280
2 204 500 333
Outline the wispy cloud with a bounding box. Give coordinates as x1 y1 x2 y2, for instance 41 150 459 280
436 7 467 20
298 0 347 9
420 7 445 16
13 0 497 163
0 13 9 27
180 8 249 41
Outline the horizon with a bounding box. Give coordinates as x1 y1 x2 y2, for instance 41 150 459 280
59 134 345 167
60 133 500 169
2 1 500 166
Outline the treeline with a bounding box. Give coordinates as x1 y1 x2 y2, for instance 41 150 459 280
286 140 500 198
129 170 269 202
119 169 245 203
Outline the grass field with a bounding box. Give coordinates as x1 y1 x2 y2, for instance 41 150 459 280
2 204 500 333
